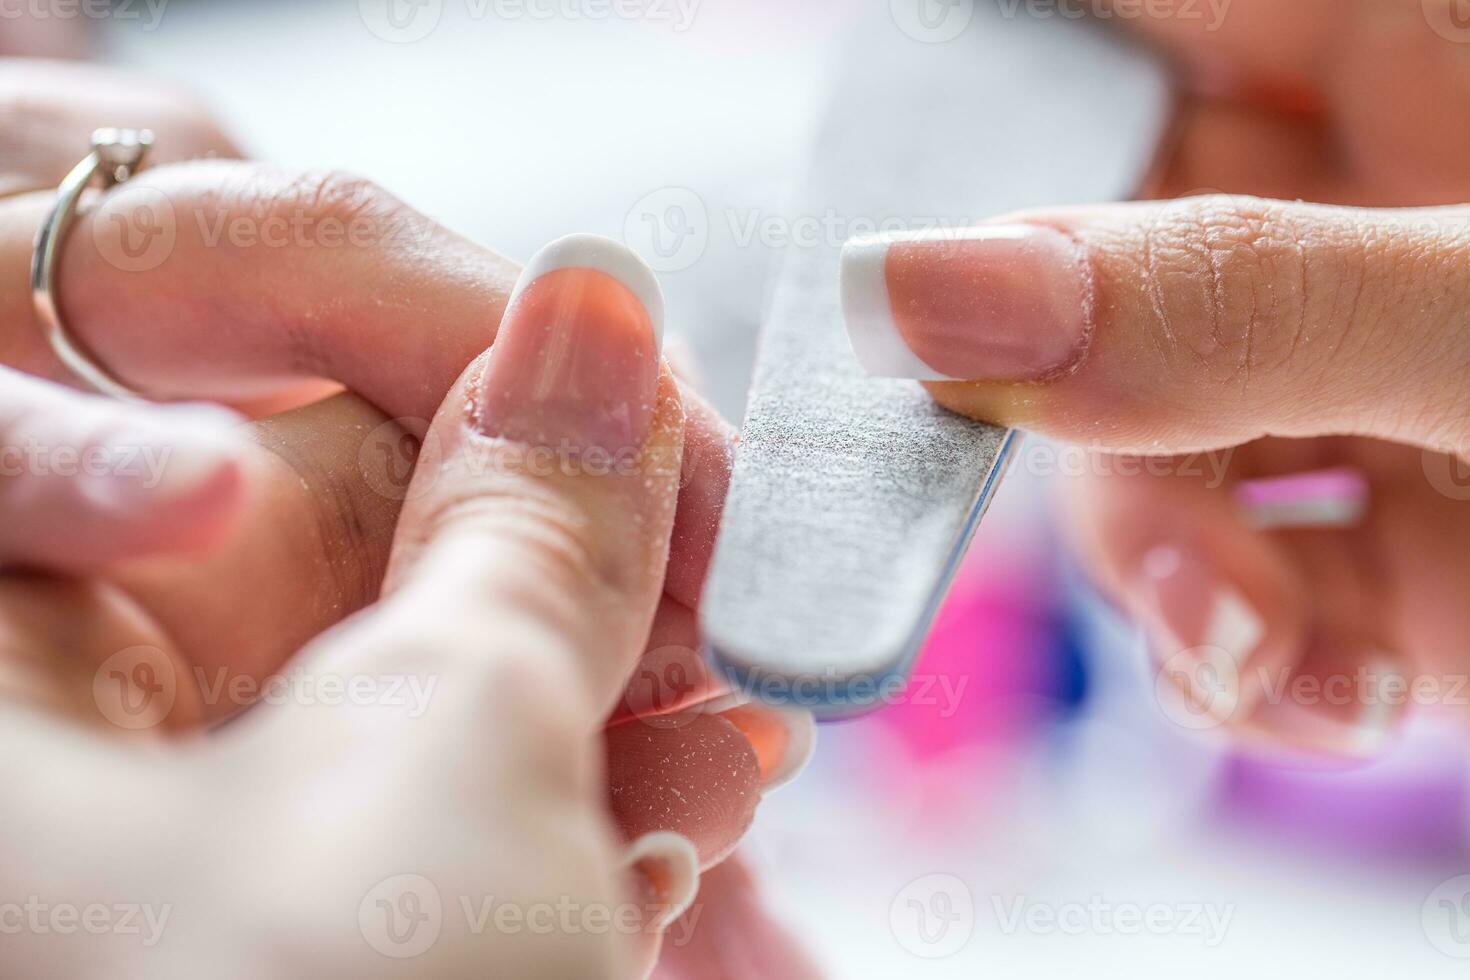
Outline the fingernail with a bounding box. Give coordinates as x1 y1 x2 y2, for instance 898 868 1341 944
80 405 246 514
1244 655 1406 760
623 831 700 930
1137 546 1266 723
476 233 664 454
1237 467 1370 530
717 703 817 792
840 224 1094 380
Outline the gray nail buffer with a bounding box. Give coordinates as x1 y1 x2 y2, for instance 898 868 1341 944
699 2 1172 717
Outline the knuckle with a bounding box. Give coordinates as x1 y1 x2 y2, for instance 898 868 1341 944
1137 196 1330 384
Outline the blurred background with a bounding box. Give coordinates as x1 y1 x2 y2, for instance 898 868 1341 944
21 0 1470 975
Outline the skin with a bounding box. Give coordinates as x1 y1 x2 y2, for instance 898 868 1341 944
926 1 1470 754
0 59 818 978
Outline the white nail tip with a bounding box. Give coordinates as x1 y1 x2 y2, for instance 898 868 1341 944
509 233 665 353
762 708 817 793
622 831 699 927
1202 588 1265 669
1348 656 1404 756
838 237 955 381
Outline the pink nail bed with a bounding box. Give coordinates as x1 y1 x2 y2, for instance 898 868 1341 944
839 224 1094 380
1236 467 1370 530
475 234 663 454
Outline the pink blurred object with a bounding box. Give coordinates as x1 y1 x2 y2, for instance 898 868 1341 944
1237 467 1370 530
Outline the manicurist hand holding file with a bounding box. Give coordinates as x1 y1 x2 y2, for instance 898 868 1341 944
842 0 1470 757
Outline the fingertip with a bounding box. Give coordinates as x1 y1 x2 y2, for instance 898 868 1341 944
716 703 817 793
605 712 762 869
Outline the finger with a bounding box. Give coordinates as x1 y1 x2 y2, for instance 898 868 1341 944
652 853 828 980
0 161 733 604
254 234 689 970
1060 438 1435 757
0 162 509 404
839 197 1470 455
0 364 247 568
297 232 679 726
0 59 241 196
108 392 405 706
1059 455 1310 731
605 713 761 869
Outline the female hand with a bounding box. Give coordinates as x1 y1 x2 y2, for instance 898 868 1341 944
839 0 1470 757
0 239 744 977
1 59 817 974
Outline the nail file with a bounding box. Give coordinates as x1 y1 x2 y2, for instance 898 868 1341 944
700 3 1171 716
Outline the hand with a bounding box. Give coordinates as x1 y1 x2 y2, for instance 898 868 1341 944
0 241 722 977
1 60 815 975
838 0 1470 757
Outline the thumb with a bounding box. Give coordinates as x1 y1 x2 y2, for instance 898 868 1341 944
375 232 682 719
840 196 1470 455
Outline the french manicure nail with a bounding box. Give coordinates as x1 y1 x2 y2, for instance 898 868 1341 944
623 831 700 930
476 233 664 455
717 703 817 793
840 224 1094 380
1138 546 1267 722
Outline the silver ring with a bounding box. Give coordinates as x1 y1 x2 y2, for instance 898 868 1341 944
30 128 155 401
